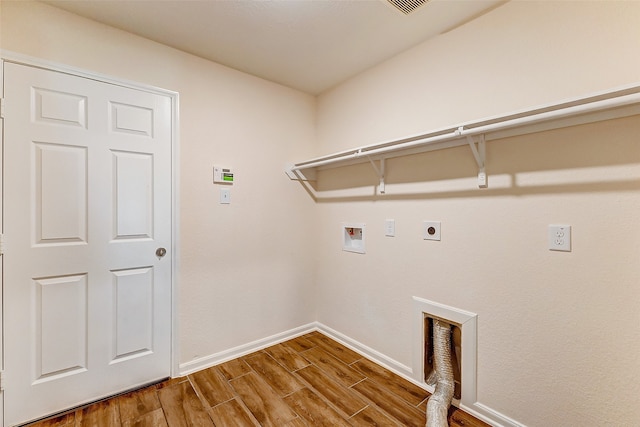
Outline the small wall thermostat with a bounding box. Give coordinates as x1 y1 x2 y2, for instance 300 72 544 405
213 166 234 184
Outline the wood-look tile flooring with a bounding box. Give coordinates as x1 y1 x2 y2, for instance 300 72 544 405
27 332 489 427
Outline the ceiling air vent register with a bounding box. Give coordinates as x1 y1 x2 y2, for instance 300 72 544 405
386 0 427 15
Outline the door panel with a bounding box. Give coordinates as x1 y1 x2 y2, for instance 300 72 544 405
110 101 153 137
35 274 88 382
35 142 88 244
3 62 173 426
112 267 154 360
33 87 88 128
113 151 154 239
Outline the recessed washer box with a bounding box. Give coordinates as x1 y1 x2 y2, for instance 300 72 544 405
343 223 365 254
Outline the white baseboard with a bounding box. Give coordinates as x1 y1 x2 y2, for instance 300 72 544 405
178 322 317 376
460 402 526 427
315 323 415 380
177 322 523 427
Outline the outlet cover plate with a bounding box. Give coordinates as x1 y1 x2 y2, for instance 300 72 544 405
423 221 441 241
548 224 571 251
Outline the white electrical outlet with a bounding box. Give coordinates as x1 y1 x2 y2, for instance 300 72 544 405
423 221 441 241
548 224 571 252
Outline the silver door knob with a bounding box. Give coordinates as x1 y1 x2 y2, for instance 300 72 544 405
156 247 167 257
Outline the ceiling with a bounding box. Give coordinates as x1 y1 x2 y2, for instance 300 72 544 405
44 0 505 95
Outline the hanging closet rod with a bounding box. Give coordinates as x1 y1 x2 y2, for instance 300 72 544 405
289 85 640 173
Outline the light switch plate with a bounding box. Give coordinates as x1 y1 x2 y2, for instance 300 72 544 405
220 188 231 204
385 219 395 237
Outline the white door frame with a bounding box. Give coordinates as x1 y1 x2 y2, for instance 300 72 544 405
0 51 180 423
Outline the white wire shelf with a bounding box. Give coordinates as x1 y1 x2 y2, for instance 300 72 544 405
286 84 640 192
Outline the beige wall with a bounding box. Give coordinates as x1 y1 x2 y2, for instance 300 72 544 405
315 1 640 426
2 0 640 425
0 1 318 364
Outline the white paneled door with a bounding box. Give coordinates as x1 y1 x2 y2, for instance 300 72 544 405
2 62 173 426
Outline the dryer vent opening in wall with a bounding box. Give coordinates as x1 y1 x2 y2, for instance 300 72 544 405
424 317 462 400
412 297 478 411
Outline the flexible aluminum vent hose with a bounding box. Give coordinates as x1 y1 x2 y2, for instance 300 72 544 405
426 319 454 427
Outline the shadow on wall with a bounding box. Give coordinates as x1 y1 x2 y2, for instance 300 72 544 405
295 115 640 202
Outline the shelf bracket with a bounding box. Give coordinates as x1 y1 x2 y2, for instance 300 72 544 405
467 134 488 188
367 156 386 194
285 163 316 181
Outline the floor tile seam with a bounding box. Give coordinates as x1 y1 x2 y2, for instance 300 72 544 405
321 347 364 367
347 405 405 427
87 399 122 426
303 346 359 373
244 355 306 398
270 349 315 374
350 379 425 425
281 387 353 427
218 356 257 382
289 362 312 373
346 386 405 426
349 376 368 389
417 395 431 408
183 374 227 426
223 379 269 426
347 404 370 419
261 345 311 378
204 394 238 411
347 357 365 368
210 364 241 404
302 357 363 389
290 366 365 419
309 344 359 369
349 363 430 409
257 389 302 427
229 369 305 425
207 396 262 427
122 408 164 426
155 394 178 427
281 338 317 354
227 354 262 394
236 352 264 373
312 333 365 365
280 384 310 400
312 334 428 406
117 388 162 423
370 378 429 410
308 341 359 367
281 386 301 400
298 347 314 358
185 374 211 410
223 369 252 382
156 382 203 427
286 339 317 368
